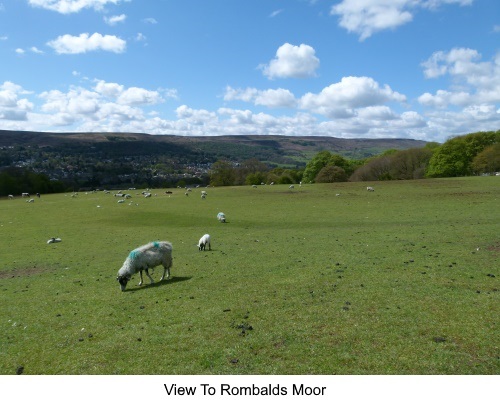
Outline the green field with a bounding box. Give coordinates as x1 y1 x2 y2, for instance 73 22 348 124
0 177 498 375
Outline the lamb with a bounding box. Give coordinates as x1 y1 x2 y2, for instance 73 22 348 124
367 186 375 192
116 241 173 291
217 212 226 223
198 234 211 251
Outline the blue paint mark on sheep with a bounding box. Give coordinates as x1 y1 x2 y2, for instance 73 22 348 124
152 241 160 249
129 249 141 260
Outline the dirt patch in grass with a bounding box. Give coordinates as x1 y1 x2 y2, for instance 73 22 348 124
486 242 500 251
0 267 51 279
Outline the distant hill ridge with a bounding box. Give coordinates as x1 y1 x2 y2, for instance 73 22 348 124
0 130 428 165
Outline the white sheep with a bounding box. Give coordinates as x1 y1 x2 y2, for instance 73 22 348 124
217 212 226 223
289 185 294 189
198 234 211 251
117 241 173 291
22 193 30 198
26 198 35 203
47 237 62 244
8 195 14 199
367 186 375 192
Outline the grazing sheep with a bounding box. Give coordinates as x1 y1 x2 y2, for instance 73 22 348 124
289 185 294 189
143 192 152 198
217 212 226 223
26 198 35 203
117 241 173 291
22 193 30 198
47 237 61 244
117 199 125 203
198 234 211 251
367 186 375 192
8 195 14 199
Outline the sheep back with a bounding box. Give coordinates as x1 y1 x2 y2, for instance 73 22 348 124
119 241 173 277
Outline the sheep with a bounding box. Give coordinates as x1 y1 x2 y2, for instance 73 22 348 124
26 198 35 203
198 234 211 251
116 241 173 291
8 195 14 199
22 193 30 198
217 212 226 223
47 237 61 244
289 185 294 189
117 199 125 203
143 193 152 198
367 186 375 192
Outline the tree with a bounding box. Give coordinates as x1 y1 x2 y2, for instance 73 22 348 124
209 160 236 186
301 151 332 183
471 143 500 174
302 151 355 183
349 155 393 181
426 131 500 177
389 148 434 179
237 158 269 185
315 165 348 183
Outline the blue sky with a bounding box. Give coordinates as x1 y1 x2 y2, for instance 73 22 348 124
0 0 498 142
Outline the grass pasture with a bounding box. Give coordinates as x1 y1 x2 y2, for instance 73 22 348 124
0 177 498 375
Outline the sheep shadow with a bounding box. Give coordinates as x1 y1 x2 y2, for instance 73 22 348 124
123 276 192 292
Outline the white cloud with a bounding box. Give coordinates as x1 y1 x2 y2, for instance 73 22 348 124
269 9 284 18
15 48 25 55
142 17 158 24
299 76 406 118
260 43 320 79
28 0 125 14
31 81 168 129
419 48 500 107
94 80 124 98
104 14 126 25
30 47 44 54
47 32 126 54
117 87 164 106
0 82 33 121
331 0 474 41
224 86 297 108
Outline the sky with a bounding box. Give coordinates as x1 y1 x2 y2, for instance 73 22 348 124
0 0 498 142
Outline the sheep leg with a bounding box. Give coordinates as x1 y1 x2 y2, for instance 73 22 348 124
160 266 170 281
145 268 155 284
138 270 144 286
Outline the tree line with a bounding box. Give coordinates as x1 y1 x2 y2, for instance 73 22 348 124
209 130 499 185
1 130 498 195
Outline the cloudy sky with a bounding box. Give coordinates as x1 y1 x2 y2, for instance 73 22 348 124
0 0 498 142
